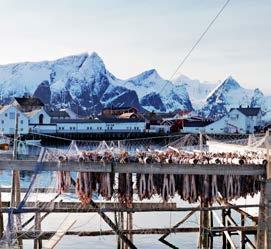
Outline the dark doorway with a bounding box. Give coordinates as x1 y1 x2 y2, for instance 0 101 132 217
39 114 44 124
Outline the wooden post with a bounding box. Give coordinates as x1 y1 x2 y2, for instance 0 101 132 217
222 209 227 249
240 214 245 249
209 209 214 249
266 179 271 249
199 199 209 249
115 212 121 249
120 212 125 249
226 209 231 249
34 212 42 249
0 188 3 238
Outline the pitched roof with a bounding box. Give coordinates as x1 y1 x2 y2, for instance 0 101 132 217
47 110 70 118
14 97 44 107
230 107 261 117
24 109 43 118
102 107 137 111
118 113 139 119
183 119 213 127
51 117 145 124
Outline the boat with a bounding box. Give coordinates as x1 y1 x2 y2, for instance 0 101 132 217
25 139 42 146
0 132 10 150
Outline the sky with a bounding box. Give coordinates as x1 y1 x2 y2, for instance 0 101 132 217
0 0 271 94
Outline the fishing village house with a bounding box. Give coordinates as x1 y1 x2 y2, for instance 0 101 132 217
181 106 262 134
0 97 50 135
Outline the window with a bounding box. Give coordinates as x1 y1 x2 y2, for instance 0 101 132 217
20 120 23 124
9 112 15 119
87 127 89 130
4 113 7 117
20 128 23 132
58 127 61 130
2 128 4 131
1 120 4 124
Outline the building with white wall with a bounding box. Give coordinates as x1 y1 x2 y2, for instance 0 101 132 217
0 105 29 134
30 117 146 134
205 107 262 134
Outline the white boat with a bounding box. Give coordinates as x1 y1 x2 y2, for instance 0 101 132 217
25 139 42 146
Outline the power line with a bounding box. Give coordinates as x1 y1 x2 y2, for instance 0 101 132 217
159 0 231 94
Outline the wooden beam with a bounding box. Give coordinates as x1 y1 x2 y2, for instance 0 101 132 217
34 212 42 249
0 160 265 176
0 203 261 213
16 226 257 239
43 218 76 249
226 215 256 249
212 211 237 249
0 189 3 238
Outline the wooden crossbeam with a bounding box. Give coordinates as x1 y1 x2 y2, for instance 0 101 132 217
0 160 265 176
0 203 261 213
43 218 76 249
16 226 257 240
226 215 256 249
213 211 238 249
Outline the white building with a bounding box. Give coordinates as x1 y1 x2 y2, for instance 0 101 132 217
205 107 262 134
0 105 29 134
0 97 51 135
30 117 146 134
182 118 214 134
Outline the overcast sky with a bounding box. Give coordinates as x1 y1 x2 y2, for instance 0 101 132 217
0 0 270 94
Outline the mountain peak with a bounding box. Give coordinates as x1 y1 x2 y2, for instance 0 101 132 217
221 76 240 89
89 51 102 60
79 52 106 76
138 69 159 79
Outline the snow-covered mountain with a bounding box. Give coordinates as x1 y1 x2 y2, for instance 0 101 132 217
173 74 217 109
0 52 192 114
200 76 271 120
0 52 270 121
115 69 193 112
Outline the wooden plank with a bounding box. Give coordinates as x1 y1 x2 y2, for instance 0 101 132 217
17 226 257 239
42 218 76 249
1 202 176 210
212 211 237 249
0 203 261 213
226 215 256 249
0 160 266 176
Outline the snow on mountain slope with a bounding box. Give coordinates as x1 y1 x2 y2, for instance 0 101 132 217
0 52 143 114
114 69 193 112
201 76 271 120
173 74 217 109
0 52 270 120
